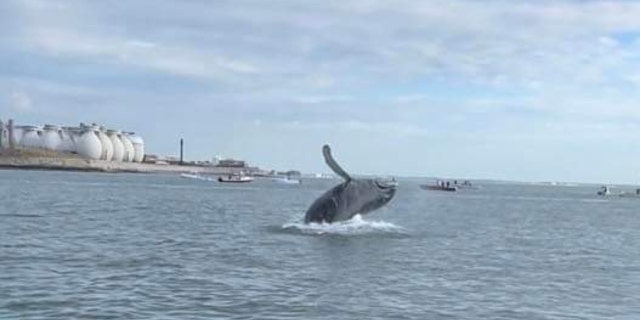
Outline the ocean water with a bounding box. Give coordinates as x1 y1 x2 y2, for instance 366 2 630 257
1 170 639 319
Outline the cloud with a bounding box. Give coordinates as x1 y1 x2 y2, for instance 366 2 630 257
4 0 640 182
27 28 260 80
11 0 640 93
278 120 429 137
394 94 428 104
291 95 354 105
9 91 33 112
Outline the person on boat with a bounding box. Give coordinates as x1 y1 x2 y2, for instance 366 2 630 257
446 181 450 188
597 186 610 196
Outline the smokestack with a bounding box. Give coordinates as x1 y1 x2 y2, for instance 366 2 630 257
0 119 4 149
180 138 184 165
8 119 14 149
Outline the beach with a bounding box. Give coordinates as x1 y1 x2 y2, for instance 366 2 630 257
0 150 257 175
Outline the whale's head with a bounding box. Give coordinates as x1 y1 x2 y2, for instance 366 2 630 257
348 177 397 216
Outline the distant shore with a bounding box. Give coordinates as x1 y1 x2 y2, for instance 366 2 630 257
0 150 256 175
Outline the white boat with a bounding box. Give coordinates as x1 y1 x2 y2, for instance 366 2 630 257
420 184 457 192
271 176 301 184
218 175 254 183
421 179 457 192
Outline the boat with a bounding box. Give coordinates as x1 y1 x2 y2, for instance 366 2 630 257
453 180 477 189
618 188 640 198
420 184 457 192
270 176 301 184
218 174 254 183
597 185 611 196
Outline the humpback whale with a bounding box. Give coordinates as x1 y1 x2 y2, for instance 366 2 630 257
304 145 397 223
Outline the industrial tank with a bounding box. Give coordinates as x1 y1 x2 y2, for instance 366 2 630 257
10 124 23 148
0 120 7 149
18 125 42 149
41 124 62 151
59 127 76 153
127 132 145 163
97 127 114 161
75 125 102 159
120 133 135 162
107 130 125 162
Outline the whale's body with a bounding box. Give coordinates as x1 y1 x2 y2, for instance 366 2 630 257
304 145 396 224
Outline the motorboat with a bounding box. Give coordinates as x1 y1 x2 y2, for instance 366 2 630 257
618 188 640 198
218 174 254 183
453 180 477 189
420 184 457 192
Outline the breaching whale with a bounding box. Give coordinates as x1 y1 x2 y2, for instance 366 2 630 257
304 145 397 223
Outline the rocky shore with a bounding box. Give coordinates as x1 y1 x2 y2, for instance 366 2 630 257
0 150 254 175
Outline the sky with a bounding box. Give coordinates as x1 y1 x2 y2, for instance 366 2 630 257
1 0 640 183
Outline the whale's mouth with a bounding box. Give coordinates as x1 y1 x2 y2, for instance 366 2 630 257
375 178 398 190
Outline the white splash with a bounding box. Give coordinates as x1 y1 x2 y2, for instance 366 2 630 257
282 214 404 235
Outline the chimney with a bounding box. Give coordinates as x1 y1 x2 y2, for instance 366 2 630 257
0 119 4 149
8 119 14 149
180 138 184 165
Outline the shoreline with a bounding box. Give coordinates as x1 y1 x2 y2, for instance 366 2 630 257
0 156 256 175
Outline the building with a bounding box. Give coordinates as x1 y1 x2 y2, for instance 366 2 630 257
217 159 247 168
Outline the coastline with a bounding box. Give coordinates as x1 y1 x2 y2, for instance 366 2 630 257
0 155 255 175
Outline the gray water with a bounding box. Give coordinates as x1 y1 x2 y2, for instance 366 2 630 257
1 170 639 319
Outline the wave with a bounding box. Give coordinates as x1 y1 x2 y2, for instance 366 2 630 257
281 214 405 236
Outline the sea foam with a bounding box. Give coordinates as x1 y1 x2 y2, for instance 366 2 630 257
282 214 404 235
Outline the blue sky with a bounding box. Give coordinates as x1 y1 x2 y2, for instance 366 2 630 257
2 0 640 183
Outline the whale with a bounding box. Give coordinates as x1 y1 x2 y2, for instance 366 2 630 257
304 145 397 223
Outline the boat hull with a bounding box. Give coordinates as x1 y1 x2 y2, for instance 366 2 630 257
420 185 457 192
618 192 640 198
218 176 254 183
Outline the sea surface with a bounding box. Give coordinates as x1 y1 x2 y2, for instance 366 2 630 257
1 170 639 319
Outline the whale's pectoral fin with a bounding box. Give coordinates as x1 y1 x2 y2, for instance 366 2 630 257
322 144 351 181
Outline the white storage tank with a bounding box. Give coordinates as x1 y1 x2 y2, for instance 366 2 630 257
127 132 145 163
11 125 23 148
75 125 102 160
59 127 77 153
10 124 23 148
97 126 114 161
120 133 135 162
0 120 7 149
107 129 125 162
18 125 42 149
41 124 62 151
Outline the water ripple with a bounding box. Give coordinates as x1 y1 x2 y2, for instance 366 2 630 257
1 171 639 319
